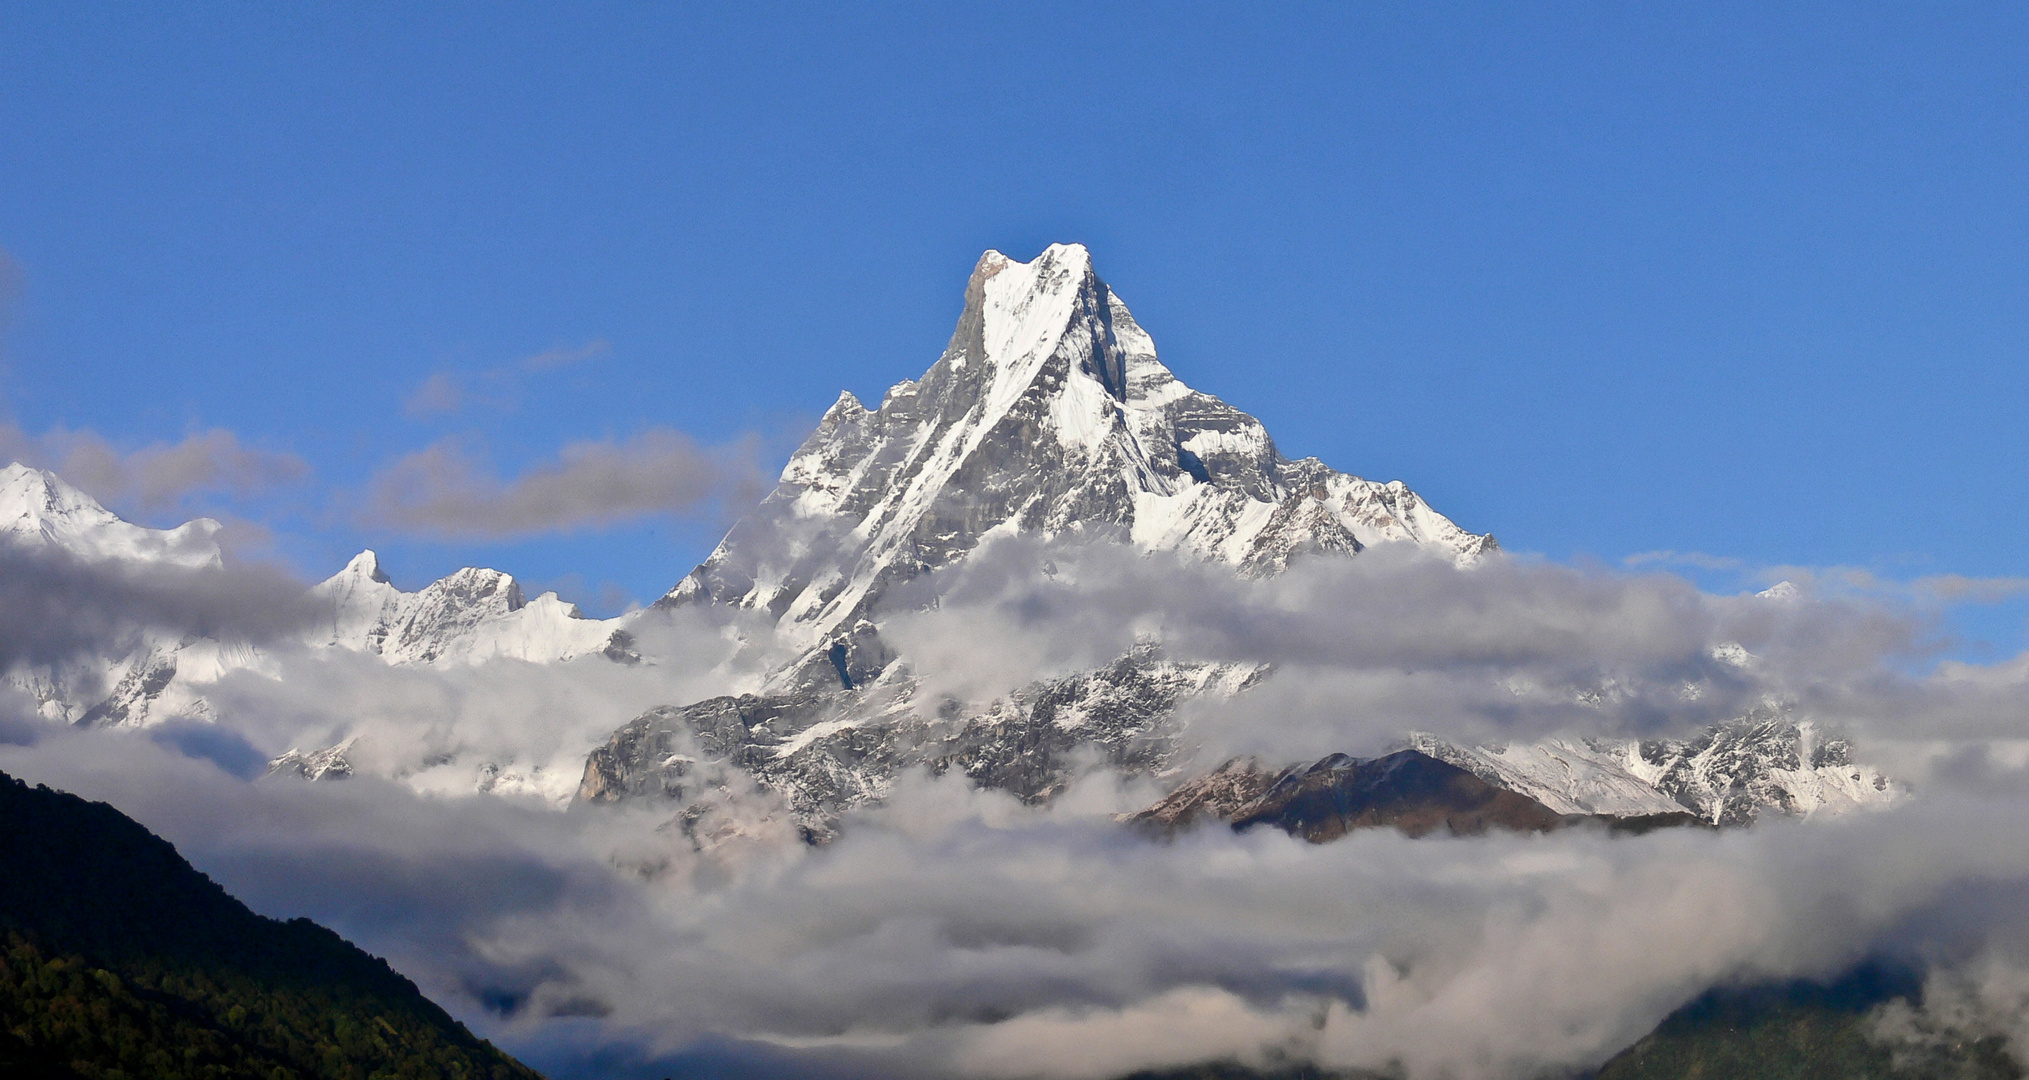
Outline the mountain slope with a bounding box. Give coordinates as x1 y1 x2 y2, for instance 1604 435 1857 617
662 244 1491 687
586 244 1489 833
1129 750 1704 842
1592 965 2019 1080
1409 711 1900 826
1112 965 2019 1080
0 768 542 1079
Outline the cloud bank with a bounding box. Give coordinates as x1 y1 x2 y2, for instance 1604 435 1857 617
0 542 315 669
2 540 2028 1079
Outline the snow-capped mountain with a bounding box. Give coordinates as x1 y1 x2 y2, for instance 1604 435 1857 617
0 463 631 728
1406 711 1899 826
584 245 1493 835
664 243 1492 688
310 550 630 666
0 462 223 569
1136 713 1901 843
0 463 237 724
4 245 1907 845
581 245 1902 843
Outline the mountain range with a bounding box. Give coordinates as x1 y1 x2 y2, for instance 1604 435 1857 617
3 244 1896 845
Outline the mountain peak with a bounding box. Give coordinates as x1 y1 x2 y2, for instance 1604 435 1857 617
0 461 117 527
340 549 391 584
666 245 1493 676
0 461 222 568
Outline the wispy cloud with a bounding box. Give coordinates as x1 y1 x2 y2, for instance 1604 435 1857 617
404 339 612 418
1761 564 2029 608
361 429 761 539
0 425 309 512
1622 550 1745 572
517 339 611 373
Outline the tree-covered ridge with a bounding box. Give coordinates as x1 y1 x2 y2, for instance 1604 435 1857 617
1595 966 2020 1080
0 769 542 1080
1116 966 2023 1080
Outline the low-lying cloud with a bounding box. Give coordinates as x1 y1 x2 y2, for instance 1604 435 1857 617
0 542 316 669
880 537 1928 761
9 733 2029 1080
4 539 2029 1079
362 429 762 539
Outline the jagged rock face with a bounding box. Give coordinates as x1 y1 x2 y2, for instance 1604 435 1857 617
1130 756 1282 832
1133 750 1577 842
1411 710 1900 826
579 648 1262 839
663 244 1492 684
1640 711 1895 825
308 551 627 666
591 243 1494 836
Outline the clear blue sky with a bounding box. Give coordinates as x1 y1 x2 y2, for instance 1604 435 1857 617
2 4 2025 644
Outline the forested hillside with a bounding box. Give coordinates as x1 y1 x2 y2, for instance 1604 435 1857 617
0 769 542 1080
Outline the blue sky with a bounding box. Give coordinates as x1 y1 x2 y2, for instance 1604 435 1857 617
1 4 2025 646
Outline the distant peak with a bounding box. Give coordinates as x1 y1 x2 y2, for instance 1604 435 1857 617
0 461 104 515
342 550 390 584
1757 580 1801 601
434 566 525 611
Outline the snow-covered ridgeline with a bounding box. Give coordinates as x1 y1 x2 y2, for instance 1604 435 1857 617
1409 713 1901 824
310 550 627 666
0 463 632 728
0 462 223 568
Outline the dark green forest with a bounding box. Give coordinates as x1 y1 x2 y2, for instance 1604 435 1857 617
0 769 542 1080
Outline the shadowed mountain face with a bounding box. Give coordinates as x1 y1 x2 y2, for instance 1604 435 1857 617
1132 750 1707 842
0 770 542 1080
1229 751 1573 840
